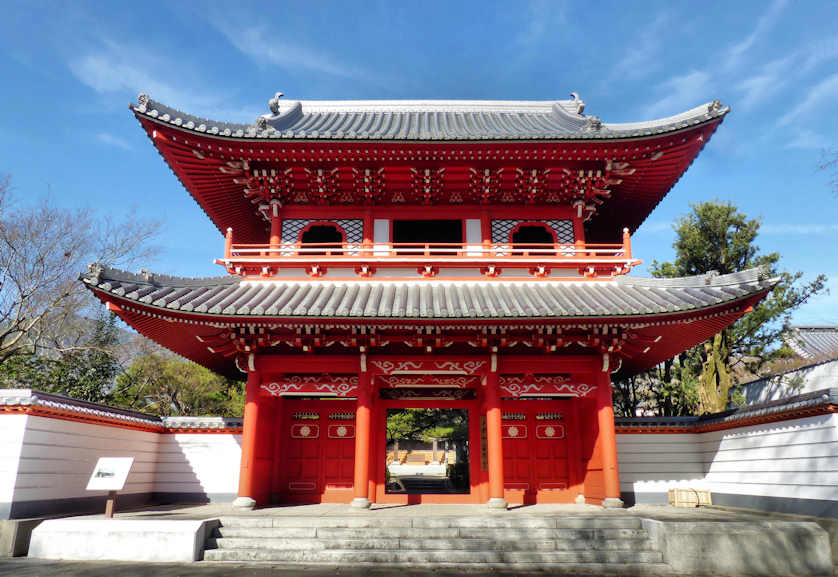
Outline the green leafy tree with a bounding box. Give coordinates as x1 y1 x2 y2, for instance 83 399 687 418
0 312 121 403
111 350 244 417
644 201 826 414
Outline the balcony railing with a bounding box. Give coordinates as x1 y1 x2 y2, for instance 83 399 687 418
216 228 641 279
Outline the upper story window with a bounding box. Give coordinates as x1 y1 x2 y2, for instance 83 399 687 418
511 223 556 256
392 220 463 255
300 223 344 255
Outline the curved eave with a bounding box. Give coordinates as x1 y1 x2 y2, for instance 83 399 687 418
82 266 774 378
136 112 725 243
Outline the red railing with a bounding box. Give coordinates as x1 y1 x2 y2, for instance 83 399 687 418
218 228 640 278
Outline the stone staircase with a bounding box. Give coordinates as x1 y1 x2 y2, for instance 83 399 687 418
203 515 673 574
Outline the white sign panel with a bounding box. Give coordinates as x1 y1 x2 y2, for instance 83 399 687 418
86 457 134 491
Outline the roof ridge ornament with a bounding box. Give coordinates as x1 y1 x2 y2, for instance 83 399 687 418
707 100 723 114
584 115 602 131
269 92 284 115
570 92 585 115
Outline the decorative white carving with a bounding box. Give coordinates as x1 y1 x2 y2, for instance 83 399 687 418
536 424 566 439
261 374 359 397
502 424 527 439
499 376 596 398
291 423 320 439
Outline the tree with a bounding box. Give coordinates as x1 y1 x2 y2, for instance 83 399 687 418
819 149 837 195
646 201 826 414
0 311 121 403
0 174 159 365
110 345 244 417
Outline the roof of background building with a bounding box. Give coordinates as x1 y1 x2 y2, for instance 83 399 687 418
82 265 774 320
787 326 838 359
132 94 729 142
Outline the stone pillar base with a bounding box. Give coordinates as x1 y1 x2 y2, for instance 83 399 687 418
602 497 625 509
350 497 371 509
487 497 508 510
232 496 256 510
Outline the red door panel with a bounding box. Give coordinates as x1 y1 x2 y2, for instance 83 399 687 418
280 400 356 503
501 400 577 503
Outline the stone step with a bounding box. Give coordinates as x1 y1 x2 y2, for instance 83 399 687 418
217 515 642 530
219 516 413 529
315 527 462 539
410 516 642 529
457 527 649 540
203 548 664 565
215 526 318 538
210 535 656 552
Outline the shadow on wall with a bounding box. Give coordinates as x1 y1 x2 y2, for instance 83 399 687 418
619 412 838 519
151 431 242 506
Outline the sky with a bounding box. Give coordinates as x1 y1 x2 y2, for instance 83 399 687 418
1 0 836 324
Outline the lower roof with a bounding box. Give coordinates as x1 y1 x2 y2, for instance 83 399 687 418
81 265 774 378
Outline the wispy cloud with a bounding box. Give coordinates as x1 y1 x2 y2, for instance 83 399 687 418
785 129 830 150
515 0 568 47
213 22 368 79
641 221 675 234
96 132 132 150
724 0 787 72
777 72 838 127
761 223 838 235
643 70 711 118
68 38 256 123
610 13 670 80
735 56 793 111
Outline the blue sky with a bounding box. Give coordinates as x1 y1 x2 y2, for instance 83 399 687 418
1 0 836 324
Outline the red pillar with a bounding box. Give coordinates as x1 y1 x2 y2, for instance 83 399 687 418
234 369 262 509
269 200 281 253
485 357 507 509
596 363 623 508
351 367 372 508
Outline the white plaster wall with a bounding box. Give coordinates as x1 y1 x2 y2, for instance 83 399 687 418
743 360 838 404
700 413 838 501
154 433 241 498
617 413 838 504
617 432 705 499
0 414 28 519
11 415 160 505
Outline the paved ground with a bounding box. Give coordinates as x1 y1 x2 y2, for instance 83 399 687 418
0 558 650 577
58 501 804 522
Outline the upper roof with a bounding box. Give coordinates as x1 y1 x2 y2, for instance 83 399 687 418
787 326 838 359
133 92 729 142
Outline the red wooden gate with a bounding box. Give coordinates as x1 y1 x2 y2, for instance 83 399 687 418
279 399 356 503
501 399 580 504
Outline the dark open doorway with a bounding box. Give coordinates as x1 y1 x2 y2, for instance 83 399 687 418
300 224 343 254
511 224 555 255
392 220 463 254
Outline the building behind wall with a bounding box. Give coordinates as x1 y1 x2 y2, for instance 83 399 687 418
79 92 776 509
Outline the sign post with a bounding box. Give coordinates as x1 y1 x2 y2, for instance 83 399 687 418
86 457 134 518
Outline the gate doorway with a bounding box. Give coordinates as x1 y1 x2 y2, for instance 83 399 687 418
375 398 482 504
385 408 469 495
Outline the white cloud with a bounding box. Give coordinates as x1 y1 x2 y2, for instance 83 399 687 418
213 23 367 79
515 0 568 47
724 0 787 71
68 39 256 123
642 70 712 118
610 13 669 80
735 56 793 111
761 223 838 235
777 72 838 127
784 129 830 150
96 132 132 150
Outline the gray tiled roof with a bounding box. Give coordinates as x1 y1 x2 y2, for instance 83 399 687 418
616 388 837 429
82 265 774 321
132 93 728 141
786 326 838 359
